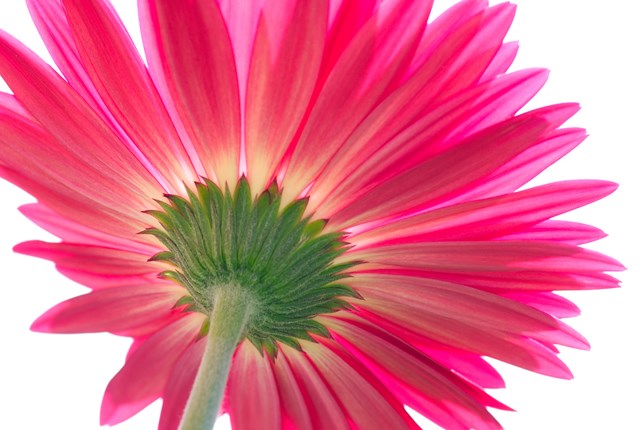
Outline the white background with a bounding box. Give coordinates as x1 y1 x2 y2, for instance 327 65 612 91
0 1 638 429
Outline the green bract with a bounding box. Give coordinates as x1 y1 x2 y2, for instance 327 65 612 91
143 177 360 357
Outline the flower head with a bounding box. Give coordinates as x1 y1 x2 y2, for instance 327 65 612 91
0 0 622 429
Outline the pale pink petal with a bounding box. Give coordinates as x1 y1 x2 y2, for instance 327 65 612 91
14 240 162 288
19 203 160 255
159 338 207 430
409 0 486 77
304 338 421 429
273 346 313 430
381 269 621 293
101 313 203 425
30 284 184 333
322 314 505 430
139 0 241 186
61 0 198 191
281 345 351 430
227 341 281 430
245 0 328 192
351 180 616 246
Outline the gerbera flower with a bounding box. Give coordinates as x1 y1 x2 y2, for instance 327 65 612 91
0 0 622 429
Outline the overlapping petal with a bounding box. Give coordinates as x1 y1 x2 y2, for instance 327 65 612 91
0 0 622 429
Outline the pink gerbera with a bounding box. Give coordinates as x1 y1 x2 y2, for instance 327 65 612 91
0 0 622 429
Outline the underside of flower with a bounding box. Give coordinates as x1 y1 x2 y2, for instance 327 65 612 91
143 177 360 357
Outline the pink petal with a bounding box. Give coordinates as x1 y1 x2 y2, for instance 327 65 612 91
347 274 589 350
351 180 616 246
308 5 534 216
328 104 578 229
480 40 519 81
0 67 159 237
19 203 160 255
217 0 265 104
159 338 207 430
358 305 573 379
30 284 184 333
378 269 621 293
303 338 421 429
139 0 241 186
281 345 350 430
27 0 118 123
227 341 281 430
101 313 202 425
502 220 607 244
348 240 624 274
273 346 313 430
280 0 431 203
322 314 505 430
451 127 586 202
245 0 328 192
14 240 161 288
61 0 198 191
500 292 581 318
416 343 505 389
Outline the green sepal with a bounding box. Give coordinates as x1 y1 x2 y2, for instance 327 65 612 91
145 178 358 358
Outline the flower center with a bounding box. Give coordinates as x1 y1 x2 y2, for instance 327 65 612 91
144 177 359 356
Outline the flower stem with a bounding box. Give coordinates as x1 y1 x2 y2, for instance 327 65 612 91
179 286 254 430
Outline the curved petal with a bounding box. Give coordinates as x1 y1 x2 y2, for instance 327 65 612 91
139 0 240 186
280 0 431 203
281 345 350 430
273 345 313 430
100 313 203 425
322 314 505 430
310 67 549 218
347 274 589 349
19 203 160 255
303 338 421 429
159 338 207 430
0 61 160 237
347 240 624 274
227 341 281 430
14 240 163 288
245 0 328 192
328 104 579 229
31 284 184 333
61 0 198 191
351 180 617 247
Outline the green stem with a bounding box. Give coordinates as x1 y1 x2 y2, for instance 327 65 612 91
179 286 254 430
